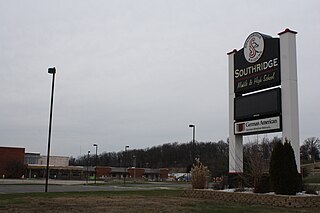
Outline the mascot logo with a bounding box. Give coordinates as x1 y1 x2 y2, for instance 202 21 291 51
244 32 264 63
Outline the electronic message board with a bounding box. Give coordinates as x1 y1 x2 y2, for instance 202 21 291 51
234 88 281 121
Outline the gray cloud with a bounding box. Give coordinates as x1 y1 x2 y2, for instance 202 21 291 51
0 0 319 157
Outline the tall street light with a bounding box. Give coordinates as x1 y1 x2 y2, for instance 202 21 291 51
189 124 196 162
86 150 90 184
124 145 129 185
93 144 98 184
133 155 136 183
45 67 56 193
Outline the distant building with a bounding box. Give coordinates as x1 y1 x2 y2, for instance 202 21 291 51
1 146 169 181
24 152 41 165
0 146 25 178
26 155 71 179
96 166 169 181
25 153 69 167
26 164 84 179
39 156 69 167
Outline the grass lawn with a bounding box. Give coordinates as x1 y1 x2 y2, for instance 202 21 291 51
303 173 320 183
0 190 319 212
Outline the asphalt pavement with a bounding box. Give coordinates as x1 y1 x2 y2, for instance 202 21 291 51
0 179 191 194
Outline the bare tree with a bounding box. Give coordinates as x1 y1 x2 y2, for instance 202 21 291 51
300 144 309 162
243 142 270 190
303 137 320 163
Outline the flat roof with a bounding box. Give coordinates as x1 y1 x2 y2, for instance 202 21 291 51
0 146 25 149
27 164 84 171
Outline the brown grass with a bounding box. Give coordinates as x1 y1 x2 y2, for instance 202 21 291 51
1 191 319 213
1 195 195 212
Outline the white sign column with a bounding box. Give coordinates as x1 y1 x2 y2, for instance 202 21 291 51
228 49 243 173
279 29 300 173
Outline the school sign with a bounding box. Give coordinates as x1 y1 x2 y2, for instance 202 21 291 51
228 29 300 173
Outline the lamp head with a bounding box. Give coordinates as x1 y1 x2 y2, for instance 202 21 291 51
189 124 195 128
48 67 56 74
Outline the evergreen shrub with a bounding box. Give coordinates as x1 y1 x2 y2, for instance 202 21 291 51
269 139 301 195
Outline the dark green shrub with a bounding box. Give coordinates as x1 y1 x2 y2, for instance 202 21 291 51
254 173 272 193
269 139 300 195
296 173 303 192
269 140 284 194
227 173 243 189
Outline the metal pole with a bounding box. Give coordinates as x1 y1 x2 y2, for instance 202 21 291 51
133 155 136 183
124 145 129 185
188 124 196 182
93 144 98 184
87 151 90 184
45 67 56 193
189 124 196 162
193 126 195 144
193 125 196 159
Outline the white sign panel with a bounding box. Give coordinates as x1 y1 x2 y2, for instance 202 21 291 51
234 116 281 135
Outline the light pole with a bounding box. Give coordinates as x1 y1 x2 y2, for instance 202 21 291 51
189 124 196 161
86 150 90 184
93 144 98 184
45 67 56 193
133 155 136 183
124 145 129 185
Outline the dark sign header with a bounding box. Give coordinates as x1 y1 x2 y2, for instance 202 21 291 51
234 32 280 94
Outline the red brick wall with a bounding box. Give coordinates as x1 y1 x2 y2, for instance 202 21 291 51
0 147 25 178
128 168 145 179
96 166 112 177
160 168 169 179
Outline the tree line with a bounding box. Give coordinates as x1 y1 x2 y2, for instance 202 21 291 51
69 140 229 176
69 136 320 177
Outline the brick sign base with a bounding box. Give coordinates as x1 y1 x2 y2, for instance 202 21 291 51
182 190 320 208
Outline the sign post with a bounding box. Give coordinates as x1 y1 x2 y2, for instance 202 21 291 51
228 49 243 173
279 29 300 172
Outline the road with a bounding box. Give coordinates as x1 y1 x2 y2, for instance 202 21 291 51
0 179 191 194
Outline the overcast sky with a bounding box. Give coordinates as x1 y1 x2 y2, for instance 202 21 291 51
1 0 319 157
